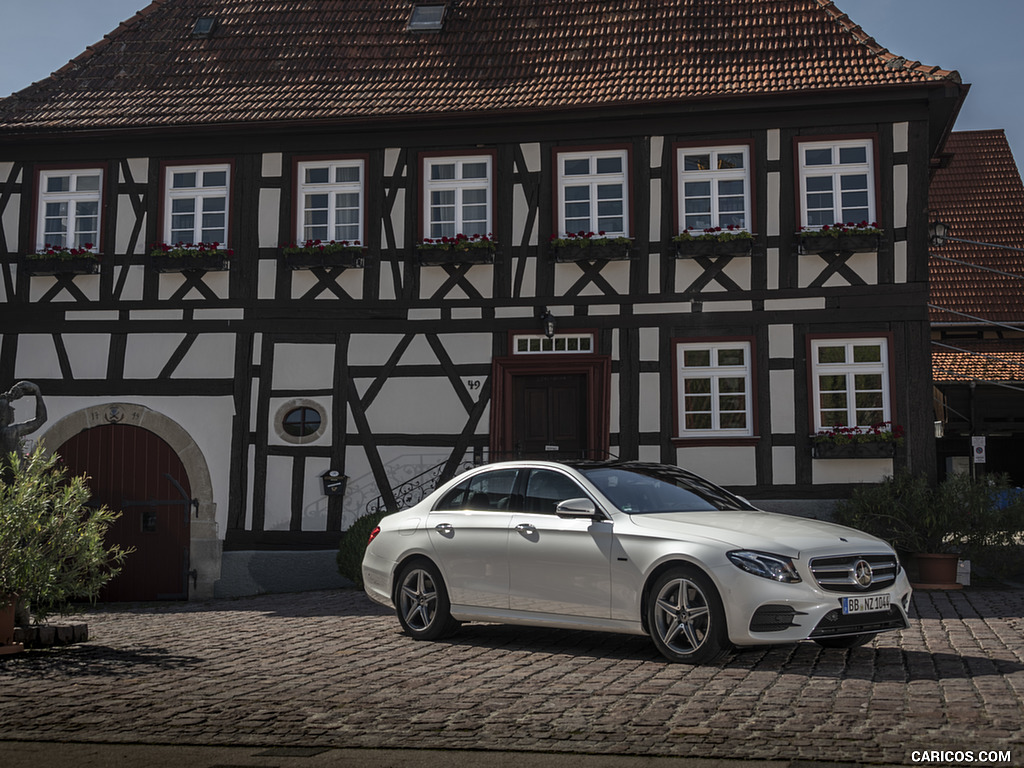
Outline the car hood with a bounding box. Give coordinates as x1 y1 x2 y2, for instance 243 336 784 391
626 509 891 558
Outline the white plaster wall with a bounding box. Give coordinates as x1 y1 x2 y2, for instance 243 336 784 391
893 122 909 154
419 265 493 300
556 260 629 296
272 343 335 390
767 172 780 237
650 179 661 241
893 165 908 231
159 271 230 300
677 446 757 486
359 377 467 433
174 334 236 379
63 334 111 379
116 197 146 254
262 152 283 178
639 372 661 433
772 446 797 485
115 265 145 301
521 143 541 173
2 192 19 253
770 369 796 433
259 259 277 300
768 323 794 358
259 188 281 248
123 334 186 379
302 456 331 531
894 240 908 284
813 459 893 485
264 454 293 531
437 333 492 365
14 334 63 379
30 274 100 303
639 327 660 362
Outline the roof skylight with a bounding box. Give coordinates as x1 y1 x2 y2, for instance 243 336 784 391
407 4 446 32
192 17 217 38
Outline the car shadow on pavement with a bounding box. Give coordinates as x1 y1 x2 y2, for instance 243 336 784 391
439 622 1024 682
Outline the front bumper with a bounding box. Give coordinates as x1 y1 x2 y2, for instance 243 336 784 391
716 565 912 647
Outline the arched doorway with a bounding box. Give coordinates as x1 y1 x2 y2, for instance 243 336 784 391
58 424 192 601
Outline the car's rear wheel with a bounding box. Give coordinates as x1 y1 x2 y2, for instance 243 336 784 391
647 565 729 664
813 632 876 649
395 560 459 640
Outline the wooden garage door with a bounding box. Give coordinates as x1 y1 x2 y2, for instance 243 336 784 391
57 425 191 601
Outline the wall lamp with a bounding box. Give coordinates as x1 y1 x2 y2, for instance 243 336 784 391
541 308 557 339
928 220 950 247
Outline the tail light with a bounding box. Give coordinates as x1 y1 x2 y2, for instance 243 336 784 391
367 525 381 545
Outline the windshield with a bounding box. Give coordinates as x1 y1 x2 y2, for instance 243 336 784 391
579 464 753 514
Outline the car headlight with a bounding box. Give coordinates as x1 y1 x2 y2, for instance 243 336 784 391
728 551 802 583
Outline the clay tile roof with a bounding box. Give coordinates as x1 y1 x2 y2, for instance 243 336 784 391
932 340 1024 383
929 130 1024 325
0 0 961 135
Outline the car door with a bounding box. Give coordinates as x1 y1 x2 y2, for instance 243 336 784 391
426 468 519 609
507 468 614 618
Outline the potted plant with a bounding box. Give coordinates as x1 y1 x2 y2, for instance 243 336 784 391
416 233 497 266
149 241 232 272
549 231 633 262
0 447 131 632
281 239 366 270
832 470 1024 588
21 244 100 276
812 422 904 459
673 225 754 258
798 221 883 254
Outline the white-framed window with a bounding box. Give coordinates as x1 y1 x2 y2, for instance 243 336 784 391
798 139 875 228
678 146 750 232
36 169 103 251
557 149 629 236
810 337 890 431
676 341 753 437
163 163 230 245
513 333 595 355
423 155 492 239
296 159 364 243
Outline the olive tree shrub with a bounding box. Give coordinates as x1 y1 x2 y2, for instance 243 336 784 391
0 447 131 623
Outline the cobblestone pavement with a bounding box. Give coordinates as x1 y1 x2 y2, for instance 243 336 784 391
1 588 1022 766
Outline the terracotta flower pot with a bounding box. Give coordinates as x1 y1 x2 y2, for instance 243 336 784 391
913 553 962 590
1 595 25 655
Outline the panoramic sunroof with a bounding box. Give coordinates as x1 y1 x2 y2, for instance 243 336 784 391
407 4 446 32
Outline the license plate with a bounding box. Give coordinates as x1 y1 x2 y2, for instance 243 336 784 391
841 594 891 615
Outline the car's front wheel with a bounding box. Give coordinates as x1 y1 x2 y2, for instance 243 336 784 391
395 560 459 640
647 565 729 664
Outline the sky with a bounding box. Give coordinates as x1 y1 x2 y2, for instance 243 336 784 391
0 0 1022 165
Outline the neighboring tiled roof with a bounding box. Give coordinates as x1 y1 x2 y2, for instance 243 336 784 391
0 0 961 135
932 340 1024 383
929 130 1024 325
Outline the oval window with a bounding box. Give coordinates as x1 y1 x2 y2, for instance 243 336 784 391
282 406 322 438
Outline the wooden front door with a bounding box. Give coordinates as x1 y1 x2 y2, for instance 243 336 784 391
57 425 191 601
511 373 588 459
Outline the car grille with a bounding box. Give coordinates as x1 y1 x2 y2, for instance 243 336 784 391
809 607 908 638
809 554 899 593
749 604 805 633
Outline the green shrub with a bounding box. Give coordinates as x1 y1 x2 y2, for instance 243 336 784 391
833 470 1024 576
337 509 387 589
1 447 131 622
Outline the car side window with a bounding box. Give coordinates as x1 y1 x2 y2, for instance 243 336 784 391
523 469 587 514
435 469 519 511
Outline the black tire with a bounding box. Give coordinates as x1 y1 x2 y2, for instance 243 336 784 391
394 559 459 640
813 632 876 649
646 565 730 664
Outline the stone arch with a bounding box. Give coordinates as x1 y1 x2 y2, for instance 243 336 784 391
39 402 221 599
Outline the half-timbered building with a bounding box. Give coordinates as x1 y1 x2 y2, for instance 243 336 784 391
0 0 967 599
929 130 1024 484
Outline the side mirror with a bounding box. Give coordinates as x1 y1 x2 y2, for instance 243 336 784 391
555 497 601 519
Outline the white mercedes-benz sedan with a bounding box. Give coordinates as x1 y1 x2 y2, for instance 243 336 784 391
362 461 911 663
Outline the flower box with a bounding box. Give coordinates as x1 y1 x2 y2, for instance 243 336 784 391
551 241 633 262
416 247 495 266
812 441 896 460
674 238 752 259
283 249 365 270
800 233 880 254
21 256 99 276
150 253 231 273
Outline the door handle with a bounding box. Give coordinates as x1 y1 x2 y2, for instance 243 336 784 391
515 523 536 533
434 523 454 534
